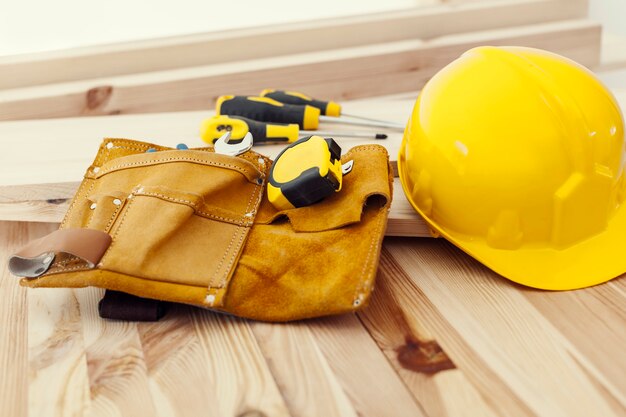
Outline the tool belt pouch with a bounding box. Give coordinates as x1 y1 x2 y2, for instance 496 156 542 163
10 139 392 322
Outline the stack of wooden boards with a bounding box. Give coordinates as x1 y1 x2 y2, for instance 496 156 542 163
0 0 605 235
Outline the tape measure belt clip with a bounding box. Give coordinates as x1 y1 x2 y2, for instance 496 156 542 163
324 138 341 162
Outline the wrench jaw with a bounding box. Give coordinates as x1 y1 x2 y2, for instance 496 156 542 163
214 131 254 157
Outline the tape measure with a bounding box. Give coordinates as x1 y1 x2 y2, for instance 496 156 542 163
267 136 354 211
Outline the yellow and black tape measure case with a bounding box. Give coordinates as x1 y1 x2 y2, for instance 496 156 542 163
268 136 344 211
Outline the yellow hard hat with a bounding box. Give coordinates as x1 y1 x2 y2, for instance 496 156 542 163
398 46 626 290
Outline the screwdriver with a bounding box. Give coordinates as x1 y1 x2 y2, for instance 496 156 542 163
260 89 404 130
200 115 387 144
216 95 320 129
216 95 403 131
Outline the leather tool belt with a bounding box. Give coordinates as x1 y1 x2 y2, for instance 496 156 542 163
9 139 392 321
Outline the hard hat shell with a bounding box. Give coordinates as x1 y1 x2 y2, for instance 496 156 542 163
398 46 626 290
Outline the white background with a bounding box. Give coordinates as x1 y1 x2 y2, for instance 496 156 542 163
0 0 623 86
1 0 622 57
0 0 421 56
589 0 626 37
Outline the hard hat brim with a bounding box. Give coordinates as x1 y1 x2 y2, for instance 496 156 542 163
398 161 626 291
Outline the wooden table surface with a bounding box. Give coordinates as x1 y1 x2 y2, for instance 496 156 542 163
2 222 625 417
1 93 625 417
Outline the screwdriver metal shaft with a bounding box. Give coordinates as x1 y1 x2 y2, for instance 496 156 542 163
319 115 404 130
301 130 387 139
341 112 405 129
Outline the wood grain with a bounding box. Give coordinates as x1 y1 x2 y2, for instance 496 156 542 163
28 287 91 417
385 238 626 417
137 305 223 417
251 321 358 417
188 311 291 417
0 222 56 417
136 305 292 417
307 314 428 417
0 200 71 223
1 221 625 415
76 287 158 417
0 0 589 90
357 249 498 417
0 19 601 121
522 285 626 408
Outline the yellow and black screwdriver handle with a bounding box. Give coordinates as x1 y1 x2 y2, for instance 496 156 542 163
267 135 354 211
216 95 320 130
200 115 300 144
260 89 341 117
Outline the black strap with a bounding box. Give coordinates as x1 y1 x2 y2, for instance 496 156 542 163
98 290 168 321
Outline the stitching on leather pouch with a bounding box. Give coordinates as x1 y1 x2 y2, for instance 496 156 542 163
138 190 250 225
51 259 80 267
98 198 135 267
46 263 90 274
109 144 151 153
207 179 263 292
104 204 123 233
218 179 264 283
345 145 388 156
97 157 257 181
61 179 91 227
46 255 83 271
211 225 240 288
85 209 95 228
209 180 259 282
106 139 151 152
352 207 386 303
220 226 246 288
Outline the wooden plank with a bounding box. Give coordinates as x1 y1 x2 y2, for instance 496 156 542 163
0 0 590 90
250 321 359 417
522 284 626 408
0 200 71 223
137 305 292 417
0 19 601 121
387 179 432 237
75 287 159 417
307 314 428 417
187 311 291 417
137 305 222 417
2 215 625 416
0 222 56 417
385 238 625 416
357 248 499 417
28 287 91 417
